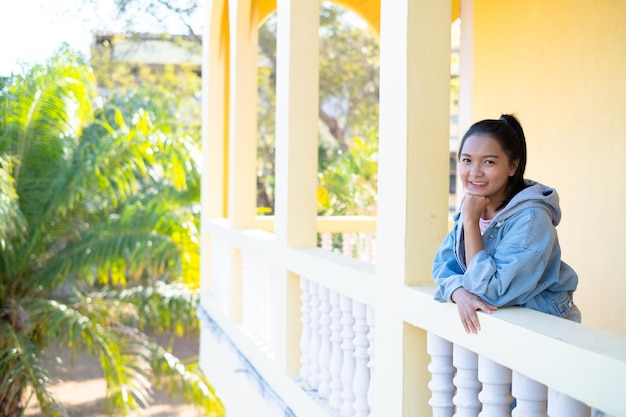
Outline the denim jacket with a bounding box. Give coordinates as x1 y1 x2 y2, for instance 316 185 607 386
432 180 578 318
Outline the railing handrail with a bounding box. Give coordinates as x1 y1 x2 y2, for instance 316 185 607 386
254 215 377 233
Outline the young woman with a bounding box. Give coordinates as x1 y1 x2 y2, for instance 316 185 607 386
432 114 579 334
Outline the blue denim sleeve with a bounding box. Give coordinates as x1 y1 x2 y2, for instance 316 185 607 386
432 227 465 302
461 208 558 307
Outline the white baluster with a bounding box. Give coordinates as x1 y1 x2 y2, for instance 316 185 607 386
210 237 230 312
329 291 343 410
260 258 271 347
427 333 455 417
250 254 264 337
299 278 311 388
453 345 481 417
321 232 333 251
366 306 375 415
258 258 270 346
478 356 513 417
547 388 590 417
340 295 356 417
354 233 363 260
262 262 273 350
342 232 354 257
308 281 321 391
352 301 370 417
317 285 332 399
240 252 251 326
364 233 374 263
512 371 547 417
244 253 259 331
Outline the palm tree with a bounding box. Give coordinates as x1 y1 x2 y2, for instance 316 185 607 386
0 49 223 416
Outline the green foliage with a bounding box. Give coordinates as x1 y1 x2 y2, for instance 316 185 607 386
318 131 378 216
257 4 380 216
90 33 202 137
0 48 222 416
318 4 380 147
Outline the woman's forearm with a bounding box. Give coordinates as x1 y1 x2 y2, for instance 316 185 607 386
463 221 484 265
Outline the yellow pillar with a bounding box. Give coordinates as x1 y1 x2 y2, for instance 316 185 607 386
273 0 320 372
202 0 229 220
374 0 451 415
274 0 319 248
201 0 229 302
228 0 258 229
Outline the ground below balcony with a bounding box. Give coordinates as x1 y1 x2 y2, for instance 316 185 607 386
25 334 205 417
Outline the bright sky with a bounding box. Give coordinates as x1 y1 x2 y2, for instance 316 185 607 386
0 0 202 76
0 0 96 75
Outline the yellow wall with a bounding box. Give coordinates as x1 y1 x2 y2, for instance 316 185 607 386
471 0 626 335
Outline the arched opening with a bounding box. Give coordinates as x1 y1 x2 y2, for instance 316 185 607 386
255 2 380 223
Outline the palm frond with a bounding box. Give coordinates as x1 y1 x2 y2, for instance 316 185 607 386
97 281 200 334
0 322 67 417
26 293 222 415
26 298 153 415
144 339 224 416
0 156 27 278
2 53 96 189
31 193 200 291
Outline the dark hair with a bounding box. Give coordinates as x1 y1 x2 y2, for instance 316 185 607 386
458 114 528 208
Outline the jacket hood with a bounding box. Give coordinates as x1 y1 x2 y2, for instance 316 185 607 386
493 180 562 226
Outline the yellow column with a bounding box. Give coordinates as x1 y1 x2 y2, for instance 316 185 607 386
228 0 258 229
201 0 229 303
273 0 320 372
202 0 229 220
274 0 319 247
374 0 451 416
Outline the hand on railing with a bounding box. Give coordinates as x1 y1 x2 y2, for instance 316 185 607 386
450 287 498 334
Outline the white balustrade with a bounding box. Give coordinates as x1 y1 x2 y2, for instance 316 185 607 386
241 251 256 327
321 232 333 251
329 290 344 410
352 301 371 417
366 306 375 415
342 232 354 258
427 333 455 417
308 281 322 391
364 233 376 263
478 356 513 417
512 371 547 417
340 295 356 417
299 278 312 388
547 389 590 417
240 251 274 352
257 257 270 352
318 286 332 399
299 283 605 417
209 236 231 312
204 219 619 417
453 345 482 417
296 279 376 415
421 340 605 417
318 231 377 263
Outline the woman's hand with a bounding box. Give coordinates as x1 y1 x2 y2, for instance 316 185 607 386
451 287 498 334
462 193 490 225
461 193 489 265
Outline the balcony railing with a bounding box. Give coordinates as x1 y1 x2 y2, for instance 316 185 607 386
256 215 377 263
199 216 625 417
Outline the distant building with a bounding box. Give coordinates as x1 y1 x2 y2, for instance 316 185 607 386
90 32 202 96
93 32 201 67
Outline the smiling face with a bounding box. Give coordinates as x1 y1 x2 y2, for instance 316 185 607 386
459 134 519 211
